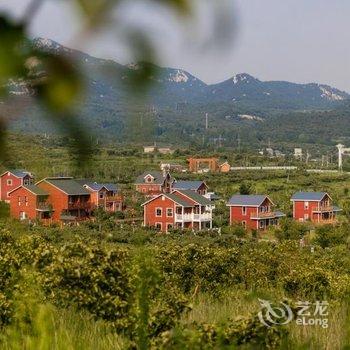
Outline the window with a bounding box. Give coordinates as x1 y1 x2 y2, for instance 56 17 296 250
304 214 309 220
7 179 12 186
142 187 146 193
260 206 267 213
155 208 162 217
167 223 173 231
155 222 162 230
19 212 27 221
242 220 246 228
166 208 173 217
23 179 30 185
242 207 247 215
99 192 104 199
259 221 264 229
24 196 28 206
304 201 309 210
18 196 21 206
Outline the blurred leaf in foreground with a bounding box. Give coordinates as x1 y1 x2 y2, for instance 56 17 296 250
31 53 83 112
0 16 27 94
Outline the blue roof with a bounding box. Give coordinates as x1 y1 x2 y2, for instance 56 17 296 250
85 182 118 192
173 180 205 191
291 192 328 201
227 195 269 206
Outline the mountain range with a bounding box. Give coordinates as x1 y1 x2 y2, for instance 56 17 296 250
4 38 350 148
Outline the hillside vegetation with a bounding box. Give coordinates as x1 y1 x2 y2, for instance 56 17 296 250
3 39 350 148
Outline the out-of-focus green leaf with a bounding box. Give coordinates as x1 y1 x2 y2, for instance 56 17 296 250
43 112 93 165
0 118 7 161
0 16 27 89
75 0 116 26
124 31 159 93
32 53 83 112
152 0 191 14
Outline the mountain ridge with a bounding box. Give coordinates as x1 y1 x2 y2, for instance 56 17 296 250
26 38 349 108
3 38 350 148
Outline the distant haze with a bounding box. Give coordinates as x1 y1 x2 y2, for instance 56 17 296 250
1 0 350 91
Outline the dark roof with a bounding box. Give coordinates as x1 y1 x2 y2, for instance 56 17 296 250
84 182 118 192
8 184 49 196
142 192 193 207
173 180 206 191
142 190 212 207
227 195 270 206
135 171 167 185
291 192 328 201
1 169 33 178
44 178 90 195
166 193 194 207
176 189 212 206
23 185 48 196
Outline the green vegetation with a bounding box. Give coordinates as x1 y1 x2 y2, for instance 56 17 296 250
1 135 350 348
1 219 350 349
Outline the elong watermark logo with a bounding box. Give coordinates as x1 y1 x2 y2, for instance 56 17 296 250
258 299 329 329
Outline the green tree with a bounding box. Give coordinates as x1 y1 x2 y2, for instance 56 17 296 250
239 182 252 195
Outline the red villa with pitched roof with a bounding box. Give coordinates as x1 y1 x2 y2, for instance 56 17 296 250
0 170 34 202
82 181 124 212
291 192 341 223
9 185 52 223
227 194 285 230
142 189 214 232
135 171 174 196
36 177 92 223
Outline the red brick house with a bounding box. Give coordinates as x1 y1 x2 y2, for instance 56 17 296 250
172 180 208 195
291 192 341 223
8 185 52 223
142 189 214 232
227 195 285 230
36 177 92 223
135 171 173 196
0 170 34 202
82 182 124 212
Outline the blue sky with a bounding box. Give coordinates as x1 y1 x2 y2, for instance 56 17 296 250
1 0 349 91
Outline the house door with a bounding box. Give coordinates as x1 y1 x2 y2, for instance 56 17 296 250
19 211 27 221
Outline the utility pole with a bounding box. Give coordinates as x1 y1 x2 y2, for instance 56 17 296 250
205 113 208 130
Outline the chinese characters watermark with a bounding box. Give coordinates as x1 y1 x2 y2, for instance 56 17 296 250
258 299 329 328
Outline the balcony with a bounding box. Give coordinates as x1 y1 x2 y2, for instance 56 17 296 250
68 201 92 210
175 212 212 222
105 195 123 202
312 206 336 213
36 202 52 211
315 218 338 225
251 211 277 220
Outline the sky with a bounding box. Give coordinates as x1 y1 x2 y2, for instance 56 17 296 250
1 0 350 91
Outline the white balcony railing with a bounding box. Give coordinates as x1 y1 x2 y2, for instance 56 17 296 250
175 212 212 222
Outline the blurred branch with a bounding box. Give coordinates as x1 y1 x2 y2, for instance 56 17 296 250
22 0 45 25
